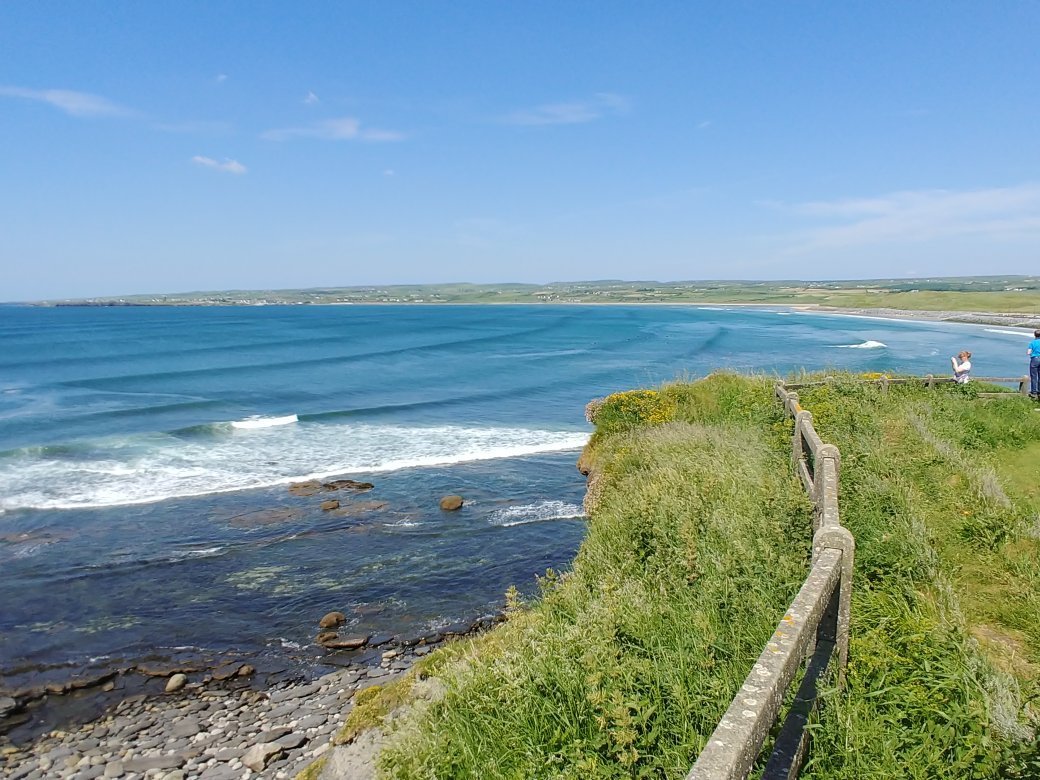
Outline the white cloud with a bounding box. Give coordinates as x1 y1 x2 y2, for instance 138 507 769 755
191 155 247 174
383 169 396 176
697 120 711 130
261 116 405 142
781 184 1040 252
0 86 133 117
304 90 320 105
215 74 228 83
502 93 630 126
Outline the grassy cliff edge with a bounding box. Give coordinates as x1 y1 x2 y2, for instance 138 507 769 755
314 373 1040 779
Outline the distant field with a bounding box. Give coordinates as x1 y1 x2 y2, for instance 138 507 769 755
39 276 1040 315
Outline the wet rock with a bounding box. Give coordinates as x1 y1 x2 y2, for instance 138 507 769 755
331 500 389 517
319 611 346 629
288 480 323 497
321 635 369 650
320 499 340 511
236 664 254 677
242 742 283 771
439 495 464 511
420 632 443 645
0 696 17 717
442 621 473 636
316 631 338 645
165 674 187 693
322 479 374 492
137 662 199 677
366 633 393 647
227 508 300 528
210 664 241 682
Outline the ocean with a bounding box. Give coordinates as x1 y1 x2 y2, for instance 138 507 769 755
0 303 1031 706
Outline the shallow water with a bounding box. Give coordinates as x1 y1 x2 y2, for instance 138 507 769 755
0 304 1030 686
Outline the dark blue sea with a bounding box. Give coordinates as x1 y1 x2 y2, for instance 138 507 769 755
0 304 1030 693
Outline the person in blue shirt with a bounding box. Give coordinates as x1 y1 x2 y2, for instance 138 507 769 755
1030 330 1040 400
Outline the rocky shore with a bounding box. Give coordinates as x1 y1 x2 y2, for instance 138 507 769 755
0 639 437 780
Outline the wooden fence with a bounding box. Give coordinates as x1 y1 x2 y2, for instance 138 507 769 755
687 373 1031 779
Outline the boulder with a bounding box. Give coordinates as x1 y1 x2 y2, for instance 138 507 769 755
165 673 187 693
316 631 338 644
242 742 283 772
320 499 340 511
323 479 374 492
319 611 346 628
237 664 255 677
439 495 464 511
0 696 17 717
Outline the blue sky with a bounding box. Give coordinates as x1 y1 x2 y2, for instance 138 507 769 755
2 2 1039 300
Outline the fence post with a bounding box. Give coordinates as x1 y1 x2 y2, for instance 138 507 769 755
1021 377 1030 396
812 527 853 675
793 410 812 468
926 374 934 389
879 376 889 395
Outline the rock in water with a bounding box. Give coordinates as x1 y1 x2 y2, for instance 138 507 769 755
165 673 187 693
242 742 284 771
439 495 464 511
288 480 323 496
323 479 375 491
319 611 346 628
320 499 340 511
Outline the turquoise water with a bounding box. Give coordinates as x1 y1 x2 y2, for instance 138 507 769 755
0 304 1031 688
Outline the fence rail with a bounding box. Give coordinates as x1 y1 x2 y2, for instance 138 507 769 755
687 382 854 780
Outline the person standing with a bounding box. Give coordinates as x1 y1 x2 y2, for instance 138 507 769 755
1029 330 1040 400
951 351 972 384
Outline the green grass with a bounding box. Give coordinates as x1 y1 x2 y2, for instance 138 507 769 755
376 374 813 778
346 373 1040 778
793 377 1040 778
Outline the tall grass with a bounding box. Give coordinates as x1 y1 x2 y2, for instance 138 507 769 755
795 376 1040 778
347 373 1040 779
378 375 812 778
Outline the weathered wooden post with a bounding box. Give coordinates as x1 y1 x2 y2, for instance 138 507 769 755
1020 377 1030 396
926 374 934 389
879 376 889 395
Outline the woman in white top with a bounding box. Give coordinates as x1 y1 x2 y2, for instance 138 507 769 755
951 351 972 384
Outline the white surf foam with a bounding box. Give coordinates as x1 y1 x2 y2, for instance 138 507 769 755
834 340 887 349
487 500 585 527
984 328 1033 338
0 423 590 511
230 414 298 429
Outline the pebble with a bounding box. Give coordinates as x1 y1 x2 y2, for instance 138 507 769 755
0 646 426 779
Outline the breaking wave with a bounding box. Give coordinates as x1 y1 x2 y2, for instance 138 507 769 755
0 422 589 511
834 340 887 349
487 500 585 527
